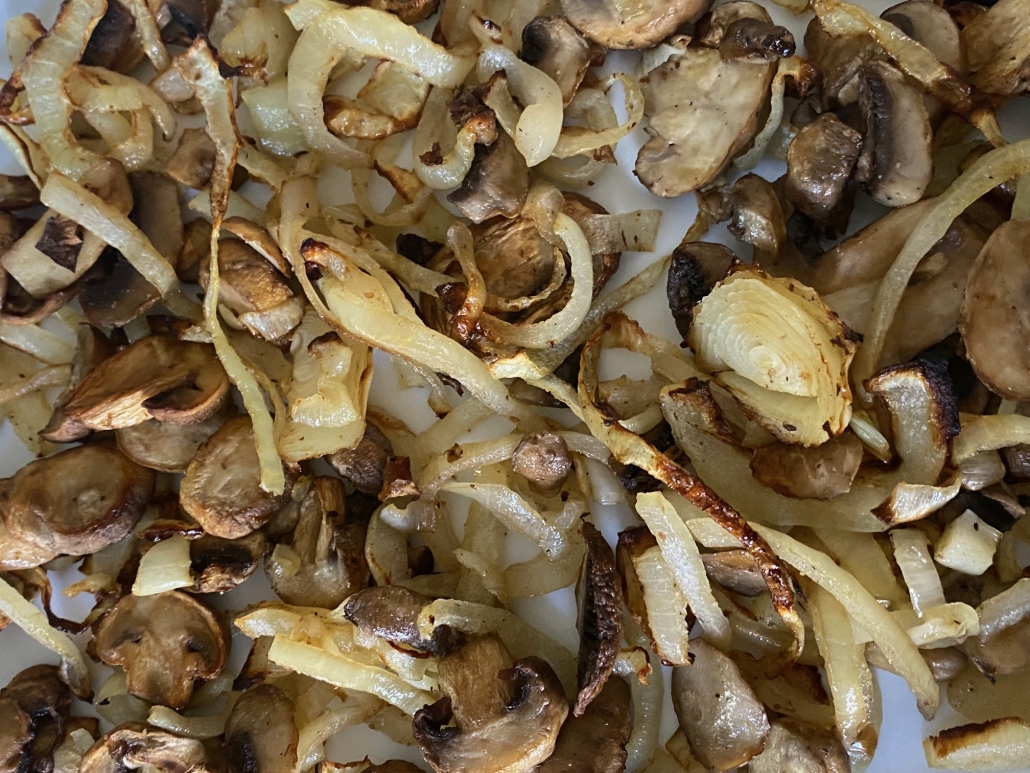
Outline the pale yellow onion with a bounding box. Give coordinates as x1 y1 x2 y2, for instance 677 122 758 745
147 700 238 740
0 321 75 364
241 79 308 157
296 696 384 772
131 534 193 596
924 718 1030 770
552 73 644 159
891 528 946 615
0 363 70 405
81 67 176 138
124 0 170 71
631 544 692 667
953 413 1030 463
613 647 663 773
412 86 477 190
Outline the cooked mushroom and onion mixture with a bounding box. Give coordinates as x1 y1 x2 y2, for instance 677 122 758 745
1 0 1030 770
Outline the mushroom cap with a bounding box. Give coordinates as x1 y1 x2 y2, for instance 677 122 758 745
0 511 58 571
521 16 594 106
0 443 154 556
326 421 393 495
667 242 738 338
79 722 215 773
93 591 231 711
512 433 573 498
180 416 295 539
224 685 298 773
62 336 229 431
574 522 623 716
447 132 530 225
749 720 850 773
784 114 863 221
343 586 463 656
115 411 226 473
539 676 631 773
748 433 864 500
0 665 71 773
188 529 267 594
560 0 714 49
700 550 767 597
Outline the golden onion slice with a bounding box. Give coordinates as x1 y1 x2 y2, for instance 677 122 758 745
689 269 855 445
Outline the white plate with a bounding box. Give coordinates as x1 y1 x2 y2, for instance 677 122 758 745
0 1 1026 771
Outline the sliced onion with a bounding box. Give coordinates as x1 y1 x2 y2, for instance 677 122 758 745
553 74 644 159
614 648 662 773
891 528 947 616
0 321 75 364
124 0 170 71
148 701 237 740
297 696 384 771
131 535 194 596
412 86 477 190
924 718 1030 770
630 544 692 666
0 363 69 405
953 413 1030 463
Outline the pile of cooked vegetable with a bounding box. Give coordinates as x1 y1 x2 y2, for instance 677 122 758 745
0 0 1029 770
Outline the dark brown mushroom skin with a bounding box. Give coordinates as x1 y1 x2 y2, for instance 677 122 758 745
615 527 660 647
521 17 594 106
667 243 737 338
512 433 573 499
784 114 863 221
79 247 160 330
719 17 796 60
447 132 529 224
700 550 767 597
189 529 267 594
93 591 231 711
40 324 121 443
225 685 298 773
0 665 71 773
0 175 39 211
538 676 631 773
343 586 463 656
574 522 623 717
166 127 216 190
81 0 142 72
749 433 865 500
327 421 393 495
0 443 154 556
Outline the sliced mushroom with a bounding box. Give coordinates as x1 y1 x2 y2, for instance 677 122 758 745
224 685 298 773
0 515 58 571
343 586 463 656
129 172 184 267
81 0 143 72
881 1 964 72
0 175 40 211
671 639 770 771
166 127 216 190
512 433 574 498
803 19 880 106
749 433 864 500
116 411 226 473
636 49 777 197
700 550 767 597
0 443 154 556
62 336 229 431
521 17 594 106
41 324 121 442
538 676 631 773
666 242 737 338
413 635 568 773
327 421 393 495
0 665 71 773
447 132 529 224
958 219 1030 401
560 0 713 49
189 530 267 594
961 0 1030 95
784 114 863 221
93 591 231 710
574 522 623 716
266 476 370 608
180 416 296 540
79 723 216 773
177 219 212 285
965 578 1030 676
855 61 933 207
748 720 850 773
695 0 772 46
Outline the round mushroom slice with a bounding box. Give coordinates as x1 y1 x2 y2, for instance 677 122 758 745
413 635 569 773
180 416 295 539
0 443 154 556
224 685 298 773
61 336 229 431
116 411 226 473
93 591 231 711
538 677 631 773
0 514 58 571
79 723 215 773
749 720 850 773
881 1 964 72
189 529 267 594
560 0 714 49
512 433 573 498
521 16 594 106
0 665 72 773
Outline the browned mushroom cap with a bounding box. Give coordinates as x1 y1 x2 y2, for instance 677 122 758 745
0 175 39 211
635 49 776 197
959 219 1030 400
803 19 880 106
188 529 267 594
79 248 160 330
784 114 863 221
512 433 573 499
560 0 713 49
574 522 623 717
962 0 1030 96
0 443 153 556
0 665 71 773
41 324 121 443
327 421 393 495
166 127 216 190
130 172 184 268
671 639 770 771
94 591 231 710
266 477 370 608
447 132 529 224
413 635 569 773
116 411 225 474
180 416 296 540
700 550 766 597
748 720 849 773
81 0 143 72
855 61 933 207
79 722 216 773
748 433 864 500
666 243 737 339
62 336 229 430
224 685 298 773
521 16 594 106
344 586 463 656
0 516 58 571
538 676 631 773
697 2 793 59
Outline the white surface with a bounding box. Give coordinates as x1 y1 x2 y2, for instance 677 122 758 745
0 1 1027 772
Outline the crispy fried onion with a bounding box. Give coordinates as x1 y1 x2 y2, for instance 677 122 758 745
851 138 1030 396
174 37 286 495
552 73 644 160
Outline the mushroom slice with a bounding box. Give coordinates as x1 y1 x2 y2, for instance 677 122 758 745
635 49 776 197
62 336 229 430
177 219 212 285
671 639 770 771
0 443 154 556
749 433 864 500
327 421 393 495
521 17 594 106
964 578 1030 677
0 175 39 211
0 665 71 773
79 722 216 773
700 550 767 597
961 0 1030 95
165 127 216 190
129 172 184 268
881 1 963 71
266 476 370 608
413 635 568 773
116 411 225 473
802 18 880 106
784 114 863 221
512 433 573 499
343 586 463 656
354 0 438 24
539 677 631 773
666 243 737 339
574 522 623 716
748 720 850 773
855 62 933 207
959 219 1030 401
0 516 58 571
79 248 160 330
41 324 121 443
93 591 231 710
188 530 267 594
180 416 296 539
224 685 298 773
447 132 529 224
560 0 714 49
81 0 142 72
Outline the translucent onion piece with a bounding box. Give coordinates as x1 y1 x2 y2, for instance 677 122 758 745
124 0 170 71
953 413 1030 463
614 649 662 773
503 535 586 598
0 574 91 698
82 67 176 139
53 728 94 773
365 511 411 587
0 363 69 405
241 79 307 157
0 321 75 364
924 718 1030 770
412 86 477 190
131 535 193 596
891 528 946 616
813 530 909 609
900 602 980 649
552 74 644 159
148 701 237 739
975 577 1030 643
576 210 663 255
297 696 384 772
631 544 692 666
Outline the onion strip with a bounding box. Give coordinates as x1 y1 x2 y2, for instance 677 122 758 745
552 74 644 159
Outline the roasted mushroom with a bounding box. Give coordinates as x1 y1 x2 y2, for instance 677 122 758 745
266 477 370 608
116 411 226 473
224 685 298 773
671 639 770 771
574 522 623 716
700 550 767 597
538 677 631 773
965 579 1030 677
343 586 462 656
165 128 216 190
0 443 154 557
0 175 39 211
958 0 1029 95
512 433 574 498
447 132 529 224
180 416 295 540
354 0 438 24
560 0 714 49
881 1 963 72
93 591 231 710
784 114 863 221
749 433 865 500
666 243 737 338
327 421 393 495
521 17 594 106
412 634 568 773
81 0 142 71
0 665 71 773
79 248 160 330
188 529 267 594
748 720 850 773
79 723 216 773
